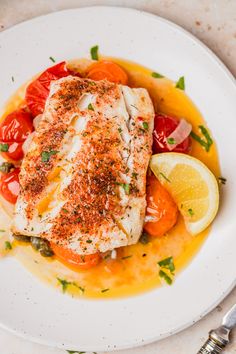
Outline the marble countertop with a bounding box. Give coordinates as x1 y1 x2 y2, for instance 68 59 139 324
0 1 235 353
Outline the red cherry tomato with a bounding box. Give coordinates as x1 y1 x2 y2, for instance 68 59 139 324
0 168 20 204
25 62 70 117
0 109 34 161
153 114 191 154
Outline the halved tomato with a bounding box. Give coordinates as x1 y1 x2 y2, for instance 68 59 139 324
0 167 20 204
50 242 101 270
0 109 34 161
25 62 70 117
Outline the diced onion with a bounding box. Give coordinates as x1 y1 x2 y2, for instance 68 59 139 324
166 118 192 151
111 249 117 259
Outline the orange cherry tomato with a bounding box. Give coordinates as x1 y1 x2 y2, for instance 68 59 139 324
0 109 34 161
87 60 128 85
0 167 20 204
144 175 178 237
50 242 101 270
25 62 70 117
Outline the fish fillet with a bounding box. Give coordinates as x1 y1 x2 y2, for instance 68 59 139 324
12 76 154 255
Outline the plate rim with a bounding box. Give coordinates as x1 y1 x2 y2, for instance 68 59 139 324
0 6 235 351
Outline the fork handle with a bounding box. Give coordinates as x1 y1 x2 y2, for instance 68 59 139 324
197 337 225 354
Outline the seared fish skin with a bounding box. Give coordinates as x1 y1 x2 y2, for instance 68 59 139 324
12 76 154 255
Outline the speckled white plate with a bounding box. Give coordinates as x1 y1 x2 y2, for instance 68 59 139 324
0 6 236 352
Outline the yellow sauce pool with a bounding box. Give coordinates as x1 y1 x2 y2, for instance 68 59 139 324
0 58 220 298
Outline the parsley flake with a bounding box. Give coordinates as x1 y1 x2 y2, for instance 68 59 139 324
67 351 86 354
88 103 94 111
118 183 130 194
0 229 6 232
159 172 171 183
218 177 227 185
0 143 9 152
90 45 99 60
101 288 110 293
152 72 164 78
175 76 185 90
5 241 12 250
142 122 149 130
159 269 172 285
41 150 58 162
167 137 176 145
49 56 56 63
57 278 72 293
190 125 213 152
121 255 132 260
188 208 194 217
158 256 175 274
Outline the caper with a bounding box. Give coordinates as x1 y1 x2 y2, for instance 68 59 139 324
30 237 54 257
139 232 150 245
13 234 31 243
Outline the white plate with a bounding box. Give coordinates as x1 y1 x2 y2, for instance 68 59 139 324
0 7 236 352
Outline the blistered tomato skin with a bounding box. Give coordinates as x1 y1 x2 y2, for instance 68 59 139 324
25 62 70 117
0 167 20 204
152 114 191 154
0 109 34 161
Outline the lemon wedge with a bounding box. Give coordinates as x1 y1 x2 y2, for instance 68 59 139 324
150 153 219 235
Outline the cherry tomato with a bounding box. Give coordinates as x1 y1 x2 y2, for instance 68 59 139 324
0 167 20 204
144 174 178 237
25 62 70 117
87 60 128 85
0 109 33 142
50 242 101 270
153 114 191 154
0 109 34 161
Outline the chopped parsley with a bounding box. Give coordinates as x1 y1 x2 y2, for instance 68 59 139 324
118 127 122 133
5 241 12 250
86 239 92 244
118 183 130 194
88 103 94 111
188 208 194 217
57 278 85 294
62 208 69 213
139 232 149 245
121 255 132 260
0 143 9 152
101 288 110 293
159 269 172 285
67 351 86 354
158 256 175 274
41 150 58 162
167 137 176 145
152 72 164 79
49 56 56 63
0 229 6 232
142 122 149 130
57 278 73 293
90 45 99 60
175 76 185 90
190 125 213 152
132 172 138 180
159 171 171 183
218 177 227 185
0 162 14 173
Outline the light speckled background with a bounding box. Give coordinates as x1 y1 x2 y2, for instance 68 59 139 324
0 1 235 353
